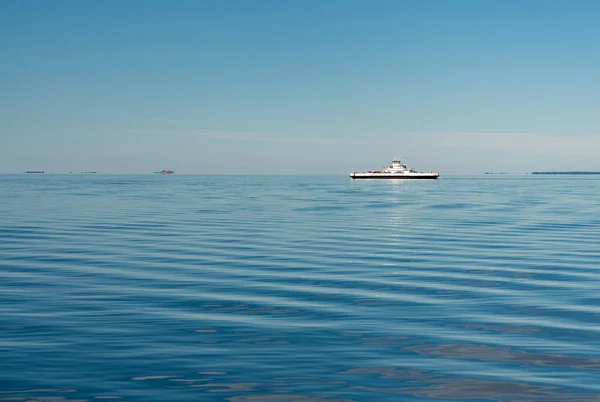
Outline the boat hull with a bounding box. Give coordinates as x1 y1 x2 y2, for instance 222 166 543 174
350 173 439 179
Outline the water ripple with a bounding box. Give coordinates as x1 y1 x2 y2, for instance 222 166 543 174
2 174 600 401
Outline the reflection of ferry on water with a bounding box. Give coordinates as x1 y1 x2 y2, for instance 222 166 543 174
350 158 439 179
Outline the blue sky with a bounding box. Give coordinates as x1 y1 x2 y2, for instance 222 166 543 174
2 0 600 174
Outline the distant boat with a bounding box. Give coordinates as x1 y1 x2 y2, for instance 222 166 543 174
25 171 44 174
350 158 439 179
158 170 175 175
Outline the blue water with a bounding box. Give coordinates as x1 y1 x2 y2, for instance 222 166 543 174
2 174 600 401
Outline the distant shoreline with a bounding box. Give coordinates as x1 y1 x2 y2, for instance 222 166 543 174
531 171 600 175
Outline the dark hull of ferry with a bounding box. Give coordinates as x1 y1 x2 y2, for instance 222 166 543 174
350 174 439 180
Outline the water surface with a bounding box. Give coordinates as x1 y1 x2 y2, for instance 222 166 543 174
2 174 600 401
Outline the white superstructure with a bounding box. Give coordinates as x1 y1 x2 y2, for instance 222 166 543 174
350 158 439 179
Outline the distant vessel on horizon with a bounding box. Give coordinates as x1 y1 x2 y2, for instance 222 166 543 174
350 158 439 179
157 170 175 175
24 170 45 174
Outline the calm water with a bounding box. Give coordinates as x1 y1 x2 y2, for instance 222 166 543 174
2 174 600 401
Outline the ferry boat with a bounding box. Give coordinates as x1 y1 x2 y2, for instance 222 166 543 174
350 158 439 179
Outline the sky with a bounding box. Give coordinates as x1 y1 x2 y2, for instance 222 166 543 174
2 0 600 174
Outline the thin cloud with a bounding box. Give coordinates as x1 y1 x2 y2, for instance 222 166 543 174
126 129 340 143
126 129 600 156
434 132 600 155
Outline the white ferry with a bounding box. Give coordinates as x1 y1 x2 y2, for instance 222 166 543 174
350 158 439 180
